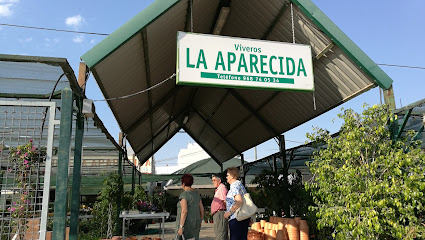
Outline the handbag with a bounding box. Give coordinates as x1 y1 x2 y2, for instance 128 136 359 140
235 192 258 221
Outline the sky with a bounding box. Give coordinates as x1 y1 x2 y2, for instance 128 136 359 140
1 0 424 166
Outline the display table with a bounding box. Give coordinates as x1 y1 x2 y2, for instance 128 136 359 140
119 212 170 239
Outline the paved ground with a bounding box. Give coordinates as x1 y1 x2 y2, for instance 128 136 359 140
131 221 217 240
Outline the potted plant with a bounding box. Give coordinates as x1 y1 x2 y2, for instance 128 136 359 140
136 201 156 213
209 213 214 224
203 213 209 223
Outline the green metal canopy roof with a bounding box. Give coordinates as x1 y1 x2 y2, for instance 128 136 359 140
81 0 393 166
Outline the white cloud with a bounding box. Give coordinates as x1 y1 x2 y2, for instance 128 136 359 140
0 0 18 17
72 35 84 43
65 15 84 29
90 39 96 44
18 37 32 43
0 3 13 17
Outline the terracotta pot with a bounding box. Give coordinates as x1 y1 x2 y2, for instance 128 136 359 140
46 231 52 240
276 229 286 240
260 220 266 229
277 222 285 230
275 217 284 224
266 222 272 229
269 229 277 240
294 217 301 226
111 236 122 240
264 229 270 240
248 230 265 240
252 222 261 231
286 218 299 240
299 220 309 240
269 216 277 224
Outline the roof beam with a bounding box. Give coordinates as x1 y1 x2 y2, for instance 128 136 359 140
141 29 155 155
262 3 288 39
314 42 334 60
227 89 281 137
134 109 186 156
192 107 240 155
183 126 223 168
123 86 182 134
197 91 230 137
212 7 230 35
166 86 179 138
209 0 231 34
138 125 182 166
184 0 193 32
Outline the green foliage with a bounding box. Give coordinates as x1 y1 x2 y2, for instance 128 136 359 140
77 231 101 240
201 195 213 208
164 192 179 215
133 185 148 202
121 193 135 211
306 104 425 239
89 172 123 238
99 172 122 202
252 168 311 217
150 191 166 212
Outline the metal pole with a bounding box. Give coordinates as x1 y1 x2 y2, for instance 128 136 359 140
39 101 57 240
240 154 245 185
69 97 85 240
279 134 290 217
52 88 73 240
115 133 124 235
131 166 135 195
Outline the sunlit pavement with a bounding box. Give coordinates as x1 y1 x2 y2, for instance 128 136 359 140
131 221 216 240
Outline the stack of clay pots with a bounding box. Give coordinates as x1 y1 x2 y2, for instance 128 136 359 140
249 217 309 240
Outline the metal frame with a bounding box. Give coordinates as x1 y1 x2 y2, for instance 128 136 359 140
0 100 58 240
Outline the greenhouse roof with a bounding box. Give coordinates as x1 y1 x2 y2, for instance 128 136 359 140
248 98 425 179
81 0 393 166
0 54 138 193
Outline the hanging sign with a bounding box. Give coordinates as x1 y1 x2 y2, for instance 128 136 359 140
176 31 314 91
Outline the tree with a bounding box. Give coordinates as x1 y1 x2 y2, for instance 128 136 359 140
306 104 425 239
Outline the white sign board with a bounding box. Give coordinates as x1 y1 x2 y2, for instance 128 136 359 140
176 31 314 91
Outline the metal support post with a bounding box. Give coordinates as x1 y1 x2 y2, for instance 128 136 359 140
69 97 85 240
115 133 124 235
240 154 245 185
279 134 290 217
272 155 277 173
131 166 136 195
52 88 73 240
